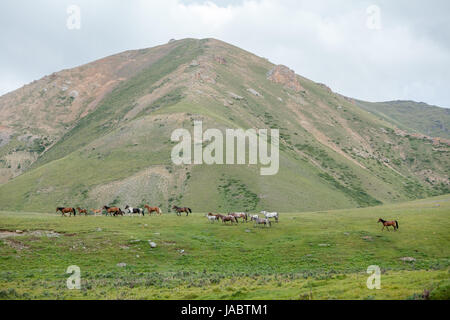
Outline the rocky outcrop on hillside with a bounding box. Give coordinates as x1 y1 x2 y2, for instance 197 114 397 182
267 65 305 92
214 55 227 65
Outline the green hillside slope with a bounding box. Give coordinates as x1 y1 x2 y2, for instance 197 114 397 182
0 38 448 212
356 100 450 139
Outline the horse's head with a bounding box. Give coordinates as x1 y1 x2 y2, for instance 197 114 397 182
377 218 383 223
125 205 129 209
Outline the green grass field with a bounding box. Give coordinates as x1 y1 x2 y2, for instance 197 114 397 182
0 195 449 300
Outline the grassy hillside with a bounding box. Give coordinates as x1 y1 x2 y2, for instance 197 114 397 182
356 100 450 139
0 38 448 213
0 196 448 299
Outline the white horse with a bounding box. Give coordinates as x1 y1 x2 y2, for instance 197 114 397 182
206 213 219 223
261 210 279 222
250 214 259 220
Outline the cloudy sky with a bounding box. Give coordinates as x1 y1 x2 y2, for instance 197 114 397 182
1 0 449 107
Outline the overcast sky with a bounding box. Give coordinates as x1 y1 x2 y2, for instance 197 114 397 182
1 0 449 107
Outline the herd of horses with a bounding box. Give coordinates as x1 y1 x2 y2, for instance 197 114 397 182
206 211 279 227
56 204 163 217
56 205 191 217
56 206 398 231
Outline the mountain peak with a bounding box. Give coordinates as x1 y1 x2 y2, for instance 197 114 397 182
0 39 448 210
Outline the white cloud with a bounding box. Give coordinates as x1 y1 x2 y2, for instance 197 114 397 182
0 0 449 107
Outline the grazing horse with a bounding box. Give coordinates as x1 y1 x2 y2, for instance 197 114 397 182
219 214 238 224
56 207 76 217
102 205 123 216
145 205 162 216
125 205 145 216
261 210 279 223
251 216 271 227
76 207 88 216
378 218 398 231
172 205 192 216
230 212 248 222
206 213 219 223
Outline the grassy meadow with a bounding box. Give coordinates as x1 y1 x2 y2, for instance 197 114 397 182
0 195 449 300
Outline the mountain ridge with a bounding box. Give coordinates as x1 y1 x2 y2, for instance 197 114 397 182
0 38 448 212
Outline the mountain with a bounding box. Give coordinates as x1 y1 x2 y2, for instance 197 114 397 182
355 100 450 139
0 38 448 212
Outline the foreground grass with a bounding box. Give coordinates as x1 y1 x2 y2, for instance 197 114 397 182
0 195 449 299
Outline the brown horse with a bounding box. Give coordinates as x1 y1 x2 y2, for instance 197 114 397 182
378 218 398 231
172 205 192 216
76 207 88 216
219 214 238 224
230 212 248 222
91 209 102 215
56 207 76 217
145 205 162 216
103 205 123 216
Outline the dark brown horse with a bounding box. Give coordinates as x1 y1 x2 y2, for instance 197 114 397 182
103 205 123 216
378 218 398 231
76 207 88 216
145 205 162 215
172 205 192 216
56 207 76 217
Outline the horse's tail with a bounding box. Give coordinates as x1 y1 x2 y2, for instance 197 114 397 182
72 208 76 216
395 220 399 229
